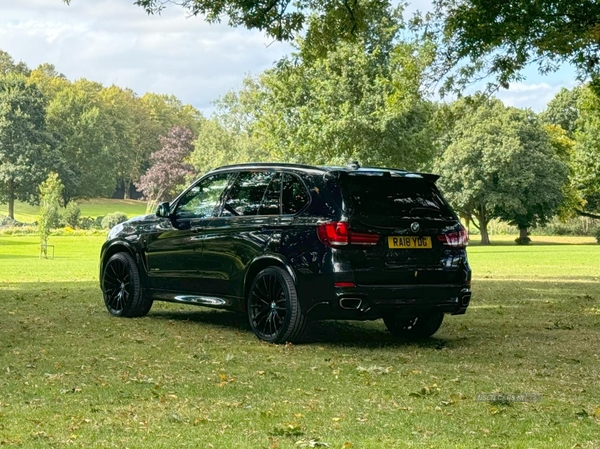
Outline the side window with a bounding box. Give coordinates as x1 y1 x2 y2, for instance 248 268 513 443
174 173 231 219
258 174 281 215
222 171 273 217
282 173 310 215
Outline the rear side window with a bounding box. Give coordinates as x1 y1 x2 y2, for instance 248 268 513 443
341 176 455 219
258 174 281 215
222 171 273 216
282 173 310 215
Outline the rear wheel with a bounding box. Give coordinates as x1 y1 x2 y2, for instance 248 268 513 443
102 252 153 317
247 267 307 344
383 313 444 339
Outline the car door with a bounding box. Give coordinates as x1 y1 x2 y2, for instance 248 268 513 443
278 172 313 255
200 170 279 299
144 172 232 293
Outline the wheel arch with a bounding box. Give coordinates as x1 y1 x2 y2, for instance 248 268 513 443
243 255 297 301
100 241 144 283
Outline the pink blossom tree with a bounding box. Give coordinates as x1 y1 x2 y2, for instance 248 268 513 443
136 126 194 210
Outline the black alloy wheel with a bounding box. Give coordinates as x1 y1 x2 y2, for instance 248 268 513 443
247 267 307 344
102 252 152 317
383 313 444 339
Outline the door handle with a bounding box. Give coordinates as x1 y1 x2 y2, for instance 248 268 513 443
190 227 204 234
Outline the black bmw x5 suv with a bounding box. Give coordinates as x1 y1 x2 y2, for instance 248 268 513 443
100 163 471 343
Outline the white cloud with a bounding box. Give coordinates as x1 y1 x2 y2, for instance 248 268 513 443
0 0 291 115
495 78 577 112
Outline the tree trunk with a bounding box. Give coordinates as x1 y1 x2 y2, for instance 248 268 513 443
7 179 15 220
480 220 491 245
123 180 131 200
519 227 528 240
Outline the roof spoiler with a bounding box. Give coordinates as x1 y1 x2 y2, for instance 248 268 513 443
325 169 440 183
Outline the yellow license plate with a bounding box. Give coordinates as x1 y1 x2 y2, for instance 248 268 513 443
388 236 432 249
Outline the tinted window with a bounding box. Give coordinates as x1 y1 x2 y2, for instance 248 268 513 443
258 174 281 215
175 173 231 219
282 173 309 215
341 176 454 219
222 171 273 217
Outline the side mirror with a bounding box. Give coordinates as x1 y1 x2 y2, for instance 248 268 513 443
156 202 171 218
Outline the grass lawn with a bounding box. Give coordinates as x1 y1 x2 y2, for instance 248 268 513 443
0 235 599 448
1 198 147 223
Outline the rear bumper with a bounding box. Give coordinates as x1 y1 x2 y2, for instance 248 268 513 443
304 283 471 320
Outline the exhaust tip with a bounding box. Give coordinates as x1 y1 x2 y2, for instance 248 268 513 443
339 298 362 310
460 294 471 307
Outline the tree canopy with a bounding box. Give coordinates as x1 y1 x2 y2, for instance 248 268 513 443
573 86 600 217
45 79 116 202
429 0 600 95
539 87 582 139
136 126 195 207
0 50 30 76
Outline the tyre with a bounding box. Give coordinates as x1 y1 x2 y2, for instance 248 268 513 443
383 313 444 339
101 252 153 318
247 266 307 344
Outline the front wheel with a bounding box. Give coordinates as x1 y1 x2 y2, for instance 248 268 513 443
102 252 153 317
383 313 444 339
247 267 307 344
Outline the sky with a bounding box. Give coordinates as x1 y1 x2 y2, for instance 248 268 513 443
0 0 579 116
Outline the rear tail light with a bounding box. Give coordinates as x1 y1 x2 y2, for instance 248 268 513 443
317 222 379 247
437 226 469 248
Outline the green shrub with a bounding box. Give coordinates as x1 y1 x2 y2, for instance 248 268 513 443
0 215 26 227
534 217 598 236
63 202 81 228
79 216 95 230
95 216 105 228
101 212 128 230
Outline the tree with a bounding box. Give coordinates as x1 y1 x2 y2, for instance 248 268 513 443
206 4 436 170
435 97 569 245
573 86 600 217
0 49 30 76
543 123 583 220
539 87 582 138
64 0 394 43
100 86 150 200
45 79 117 203
38 172 64 258
428 0 600 96
541 84 600 219
28 63 69 99
190 116 263 174
0 73 51 219
130 93 205 196
136 126 195 209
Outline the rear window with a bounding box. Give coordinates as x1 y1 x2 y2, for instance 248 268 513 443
338 176 455 219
